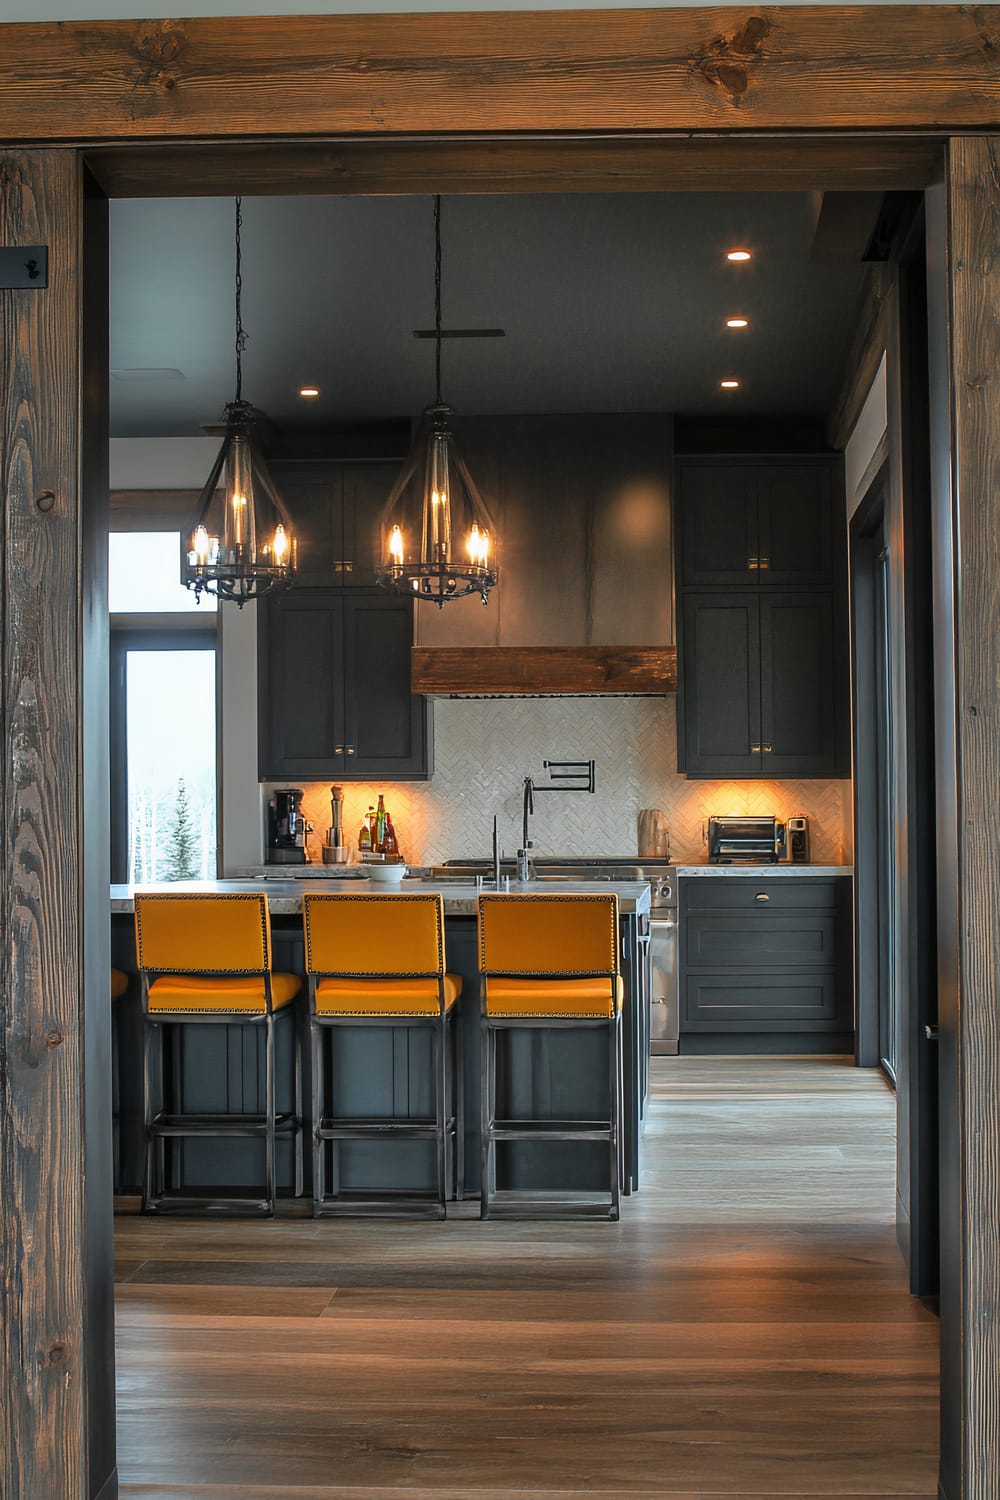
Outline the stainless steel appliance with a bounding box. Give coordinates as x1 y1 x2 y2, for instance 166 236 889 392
787 814 810 863
707 814 785 864
648 870 678 1056
267 787 308 865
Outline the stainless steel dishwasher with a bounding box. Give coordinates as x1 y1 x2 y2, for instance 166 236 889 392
649 871 679 1055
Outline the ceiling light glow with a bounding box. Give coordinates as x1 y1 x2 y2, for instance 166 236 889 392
298 385 320 399
726 249 752 262
726 317 749 329
720 379 740 390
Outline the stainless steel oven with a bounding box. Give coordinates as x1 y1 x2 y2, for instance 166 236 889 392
648 871 678 1055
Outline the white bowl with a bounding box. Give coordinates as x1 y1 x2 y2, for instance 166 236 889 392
365 862 408 884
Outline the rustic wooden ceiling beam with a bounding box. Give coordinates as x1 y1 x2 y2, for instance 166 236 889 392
0 8 998 144
86 136 943 200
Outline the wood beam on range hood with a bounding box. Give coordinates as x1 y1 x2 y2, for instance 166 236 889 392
411 646 676 696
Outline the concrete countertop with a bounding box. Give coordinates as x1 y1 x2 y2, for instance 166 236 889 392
675 864 853 877
111 878 652 918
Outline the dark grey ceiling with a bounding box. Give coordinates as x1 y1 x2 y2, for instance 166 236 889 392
109 191 866 439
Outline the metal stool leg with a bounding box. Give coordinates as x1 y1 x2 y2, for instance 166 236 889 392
311 1017 324 1217
436 1015 448 1218
608 1013 621 1221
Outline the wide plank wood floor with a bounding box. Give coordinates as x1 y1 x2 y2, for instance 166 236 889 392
116 1056 939 1499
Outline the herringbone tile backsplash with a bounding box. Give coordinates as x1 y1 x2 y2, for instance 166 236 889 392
286 697 851 868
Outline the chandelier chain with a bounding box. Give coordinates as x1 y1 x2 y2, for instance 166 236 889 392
234 196 248 404
433 194 443 407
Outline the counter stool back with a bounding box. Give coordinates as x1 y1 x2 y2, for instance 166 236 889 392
477 892 623 1221
134 892 303 1216
302 892 463 1218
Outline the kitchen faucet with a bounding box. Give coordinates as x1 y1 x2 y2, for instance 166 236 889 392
516 776 535 881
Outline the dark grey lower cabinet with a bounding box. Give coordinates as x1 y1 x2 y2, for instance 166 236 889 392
258 587 431 781
679 875 853 1054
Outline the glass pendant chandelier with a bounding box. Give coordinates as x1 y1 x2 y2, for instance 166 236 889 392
376 196 499 608
181 198 297 607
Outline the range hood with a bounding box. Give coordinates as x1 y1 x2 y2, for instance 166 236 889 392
411 646 676 697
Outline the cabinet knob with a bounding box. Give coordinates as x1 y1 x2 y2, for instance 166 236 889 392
754 892 770 902
345 746 355 756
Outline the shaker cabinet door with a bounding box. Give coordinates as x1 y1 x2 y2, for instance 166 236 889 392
679 593 761 776
759 593 844 776
756 463 835 587
257 591 345 778
677 463 757 587
341 592 430 778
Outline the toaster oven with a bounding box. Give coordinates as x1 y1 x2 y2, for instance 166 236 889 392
707 815 786 864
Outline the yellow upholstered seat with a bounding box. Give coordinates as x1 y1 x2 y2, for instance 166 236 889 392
477 892 623 1221
315 974 461 1016
133 892 304 1216
484 975 623 1018
302 892 464 1217
147 971 300 1014
111 966 129 999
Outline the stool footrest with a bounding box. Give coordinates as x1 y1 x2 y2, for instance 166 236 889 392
483 1194 619 1220
489 1118 612 1142
151 1111 299 1139
317 1116 454 1140
314 1194 447 1219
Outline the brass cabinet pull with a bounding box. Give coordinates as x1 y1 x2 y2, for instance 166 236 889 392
751 743 762 754
747 555 759 570
345 746 355 756
334 745 344 755
762 743 773 753
755 893 770 902
759 556 770 570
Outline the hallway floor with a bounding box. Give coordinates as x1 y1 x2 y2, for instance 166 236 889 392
115 1056 939 1498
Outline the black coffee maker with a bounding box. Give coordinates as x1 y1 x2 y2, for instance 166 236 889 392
267 788 307 864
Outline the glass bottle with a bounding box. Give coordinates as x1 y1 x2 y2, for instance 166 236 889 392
375 794 387 852
383 814 399 860
359 816 372 854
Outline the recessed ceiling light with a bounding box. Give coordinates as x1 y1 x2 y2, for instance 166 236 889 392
720 379 741 390
298 385 320 399
726 317 749 329
726 249 752 262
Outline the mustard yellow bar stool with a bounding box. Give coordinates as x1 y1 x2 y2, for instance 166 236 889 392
134 892 303 1216
478 892 623 1221
303 892 463 1218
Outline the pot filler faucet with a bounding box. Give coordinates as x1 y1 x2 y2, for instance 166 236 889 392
516 759 596 881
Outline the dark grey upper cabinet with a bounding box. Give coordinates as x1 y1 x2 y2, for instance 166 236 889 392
258 588 430 781
676 454 848 779
677 463 756 587
269 460 400 585
756 464 834 587
759 592 846 776
679 593 761 777
677 457 836 588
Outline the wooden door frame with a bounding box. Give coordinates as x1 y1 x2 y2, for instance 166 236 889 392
2 9 998 1498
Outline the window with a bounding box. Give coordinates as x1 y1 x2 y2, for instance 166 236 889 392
110 531 219 884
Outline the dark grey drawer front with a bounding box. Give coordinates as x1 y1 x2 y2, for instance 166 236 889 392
687 914 836 970
684 972 837 1030
682 878 841 912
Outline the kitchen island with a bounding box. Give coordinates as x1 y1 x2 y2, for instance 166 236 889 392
110 877 651 1207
